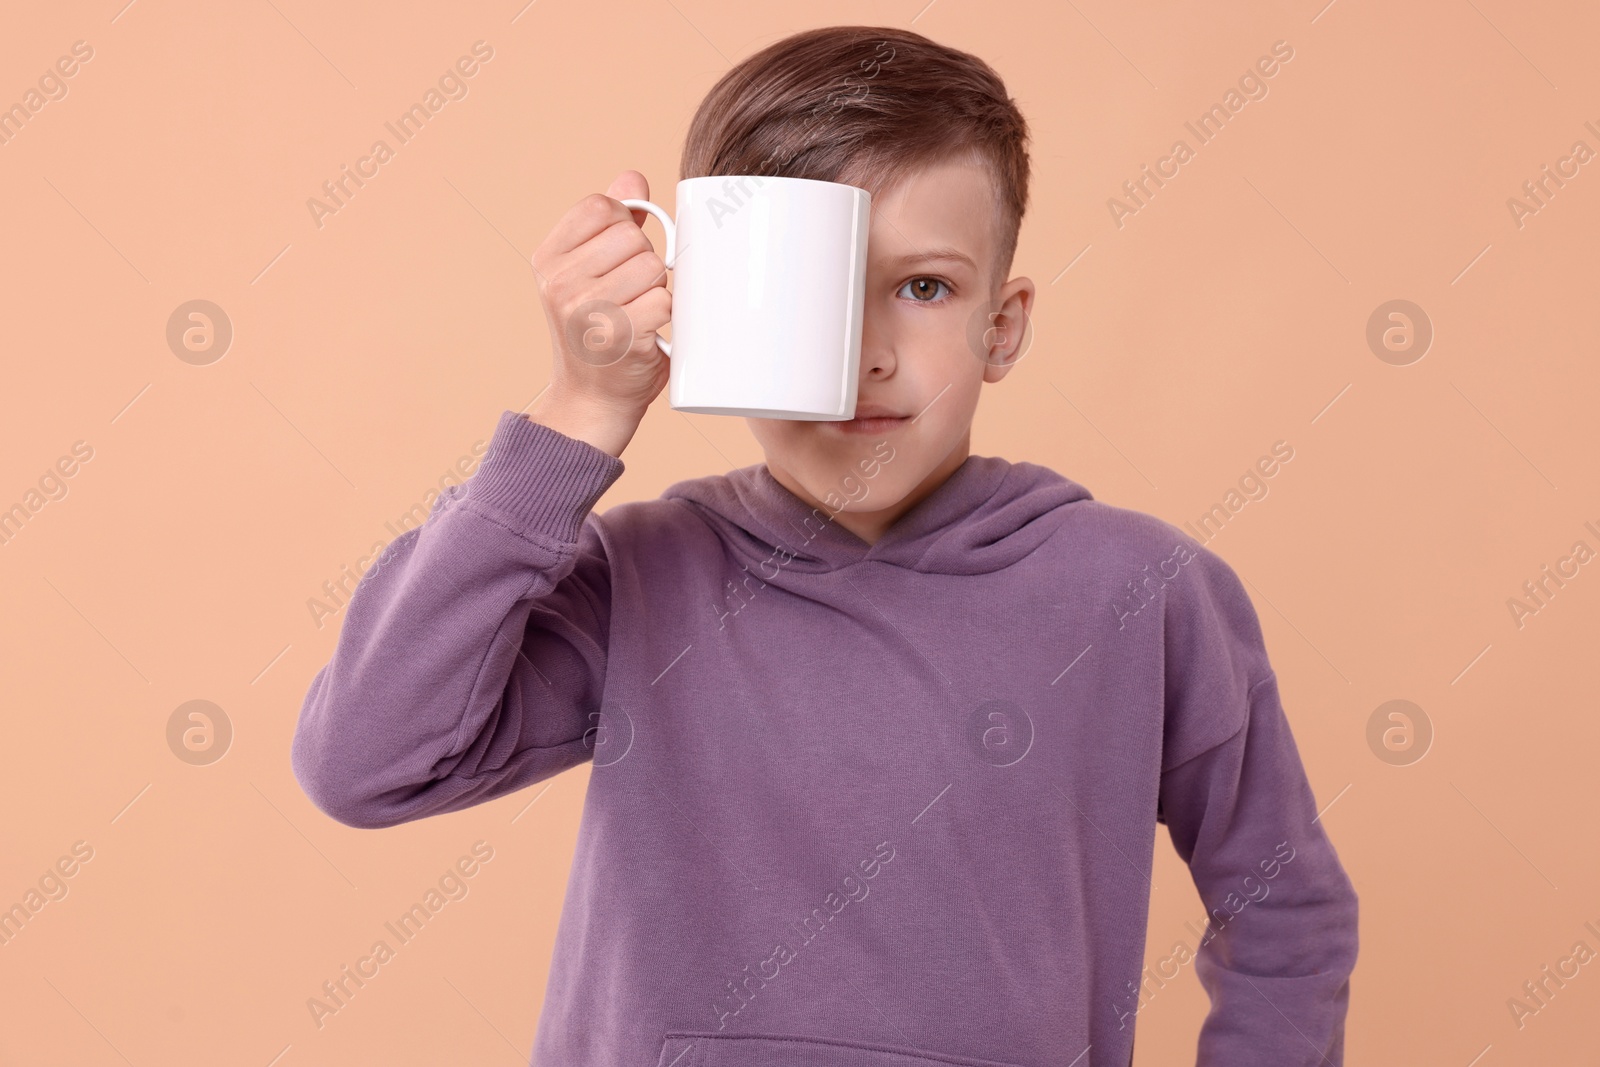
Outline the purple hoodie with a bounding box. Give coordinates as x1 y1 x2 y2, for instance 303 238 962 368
292 410 1358 1067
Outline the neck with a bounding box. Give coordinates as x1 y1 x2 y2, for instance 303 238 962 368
770 431 972 547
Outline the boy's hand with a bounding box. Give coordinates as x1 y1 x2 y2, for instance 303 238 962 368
528 170 672 457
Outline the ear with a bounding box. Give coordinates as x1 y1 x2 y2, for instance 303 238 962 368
980 276 1036 384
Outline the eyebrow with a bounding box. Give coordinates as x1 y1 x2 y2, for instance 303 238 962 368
887 247 978 271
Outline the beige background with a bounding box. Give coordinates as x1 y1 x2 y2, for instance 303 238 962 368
2 0 1596 1063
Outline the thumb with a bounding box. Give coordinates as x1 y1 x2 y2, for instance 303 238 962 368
606 169 650 228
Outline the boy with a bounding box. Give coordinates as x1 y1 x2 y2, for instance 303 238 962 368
291 25 1357 1067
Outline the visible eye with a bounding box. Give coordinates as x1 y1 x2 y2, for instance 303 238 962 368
898 277 952 303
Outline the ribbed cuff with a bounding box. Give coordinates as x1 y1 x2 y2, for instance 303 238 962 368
462 410 626 544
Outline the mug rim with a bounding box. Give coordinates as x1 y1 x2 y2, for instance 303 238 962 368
677 174 869 196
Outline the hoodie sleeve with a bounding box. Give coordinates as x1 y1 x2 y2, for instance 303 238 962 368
290 410 625 829
1156 545 1359 1066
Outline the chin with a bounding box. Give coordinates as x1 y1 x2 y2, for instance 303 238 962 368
837 465 917 513
788 442 909 511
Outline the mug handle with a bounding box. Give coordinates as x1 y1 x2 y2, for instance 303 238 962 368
618 198 676 356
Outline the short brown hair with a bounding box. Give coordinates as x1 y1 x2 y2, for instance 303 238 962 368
680 26 1031 289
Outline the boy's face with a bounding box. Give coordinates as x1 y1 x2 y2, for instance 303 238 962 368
744 158 1035 546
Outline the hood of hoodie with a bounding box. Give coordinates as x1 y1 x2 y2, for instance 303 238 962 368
662 452 1095 577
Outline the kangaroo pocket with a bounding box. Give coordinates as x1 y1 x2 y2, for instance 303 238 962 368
656 1031 1028 1067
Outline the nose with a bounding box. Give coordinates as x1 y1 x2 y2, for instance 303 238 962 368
858 315 895 380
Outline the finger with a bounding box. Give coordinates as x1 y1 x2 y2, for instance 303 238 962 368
619 282 671 340
536 196 632 269
563 217 669 298
606 244 674 298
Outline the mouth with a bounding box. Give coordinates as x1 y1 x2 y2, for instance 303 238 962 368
825 404 915 435
827 412 912 434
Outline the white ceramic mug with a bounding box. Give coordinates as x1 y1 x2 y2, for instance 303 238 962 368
620 175 871 420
